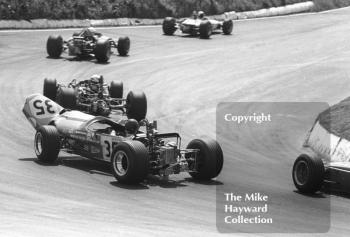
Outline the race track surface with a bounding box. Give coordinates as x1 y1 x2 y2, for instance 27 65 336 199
1 8 350 237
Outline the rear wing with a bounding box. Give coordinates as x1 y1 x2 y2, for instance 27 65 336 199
22 94 63 130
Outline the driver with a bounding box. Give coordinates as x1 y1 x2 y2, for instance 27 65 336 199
89 74 103 93
192 11 198 19
125 119 139 137
198 11 205 19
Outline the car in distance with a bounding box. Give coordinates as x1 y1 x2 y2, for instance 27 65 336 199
22 94 224 184
162 11 233 38
46 27 130 63
43 75 146 122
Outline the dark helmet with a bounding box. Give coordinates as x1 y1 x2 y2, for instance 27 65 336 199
125 119 139 134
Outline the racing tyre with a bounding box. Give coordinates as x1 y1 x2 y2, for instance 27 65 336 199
222 19 233 35
199 20 212 39
292 154 325 194
187 138 223 180
109 81 123 98
43 78 57 101
56 87 77 110
34 125 60 163
162 17 177 35
125 91 147 122
46 35 63 58
95 38 111 63
111 141 149 184
117 36 130 56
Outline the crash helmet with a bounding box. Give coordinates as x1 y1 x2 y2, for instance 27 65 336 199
87 27 97 34
90 74 102 92
198 11 205 19
125 119 139 135
192 11 198 19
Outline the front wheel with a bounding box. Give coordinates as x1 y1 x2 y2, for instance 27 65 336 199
111 141 149 184
187 138 224 180
34 125 60 163
109 81 123 98
125 91 147 122
46 35 63 58
199 20 212 39
117 36 130 56
292 154 325 194
222 19 233 35
162 17 177 35
56 87 77 110
95 38 111 63
43 78 57 101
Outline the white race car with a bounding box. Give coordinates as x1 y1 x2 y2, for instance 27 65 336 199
162 11 233 38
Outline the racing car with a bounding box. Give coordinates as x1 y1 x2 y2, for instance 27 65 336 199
162 11 233 38
46 27 130 63
292 108 350 194
22 94 224 184
43 75 146 122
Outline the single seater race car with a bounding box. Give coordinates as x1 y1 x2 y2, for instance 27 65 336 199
43 75 146 122
162 11 233 38
22 94 224 184
292 106 350 194
46 27 130 63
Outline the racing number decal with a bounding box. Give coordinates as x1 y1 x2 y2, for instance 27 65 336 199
104 140 117 158
101 136 118 161
28 95 61 119
33 99 55 115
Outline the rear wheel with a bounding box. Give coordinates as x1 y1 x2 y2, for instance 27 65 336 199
162 17 177 35
46 35 63 58
34 125 60 163
187 138 223 180
56 87 77 110
292 154 324 193
199 20 212 39
95 38 111 63
111 141 149 184
117 37 130 56
43 78 57 101
222 19 233 35
125 91 147 122
109 81 123 98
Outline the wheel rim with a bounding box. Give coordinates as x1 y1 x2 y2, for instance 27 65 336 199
34 132 43 156
294 160 309 186
113 151 129 176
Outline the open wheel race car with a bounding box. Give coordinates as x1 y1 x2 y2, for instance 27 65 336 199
22 94 224 184
162 10 233 38
292 106 350 194
46 27 130 63
43 75 147 121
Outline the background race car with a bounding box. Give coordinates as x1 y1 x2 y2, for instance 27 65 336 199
162 11 233 38
22 94 224 184
43 75 147 121
46 27 130 63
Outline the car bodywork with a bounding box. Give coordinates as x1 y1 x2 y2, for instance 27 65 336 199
23 94 223 183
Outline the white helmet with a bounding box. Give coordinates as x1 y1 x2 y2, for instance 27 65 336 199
198 11 205 19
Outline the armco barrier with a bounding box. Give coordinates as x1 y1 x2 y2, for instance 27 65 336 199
224 1 314 20
0 1 315 29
